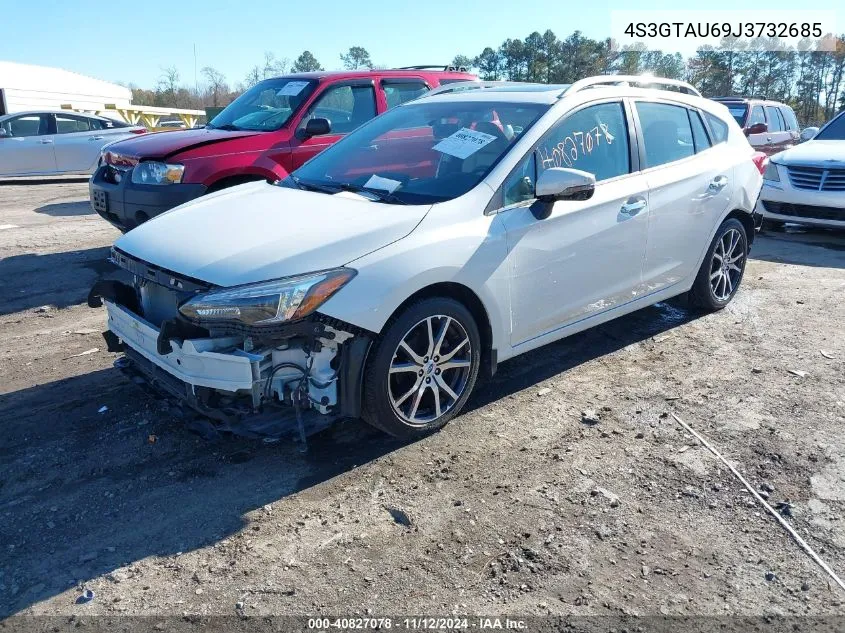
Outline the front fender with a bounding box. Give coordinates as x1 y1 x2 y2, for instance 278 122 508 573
319 205 511 357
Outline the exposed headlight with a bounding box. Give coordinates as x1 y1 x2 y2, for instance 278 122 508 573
178 269 356 326
131 161 184 185
763 162 780 183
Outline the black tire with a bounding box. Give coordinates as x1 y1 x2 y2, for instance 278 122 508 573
688 218 748 312
362 297 481 439
761 219 785 232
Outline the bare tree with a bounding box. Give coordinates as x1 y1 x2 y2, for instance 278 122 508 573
202 67 227 107
157 66 180 95
262 52 288 79
243 66 261 89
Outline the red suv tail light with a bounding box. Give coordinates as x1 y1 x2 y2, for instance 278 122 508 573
752 152 768 175
130 128 147 134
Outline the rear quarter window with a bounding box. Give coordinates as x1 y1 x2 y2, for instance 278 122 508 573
704 112 730 144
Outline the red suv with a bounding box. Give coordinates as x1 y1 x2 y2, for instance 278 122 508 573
711 96 800 156
90 67 475 231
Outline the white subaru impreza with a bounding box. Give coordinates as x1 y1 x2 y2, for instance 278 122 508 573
90 76 763 440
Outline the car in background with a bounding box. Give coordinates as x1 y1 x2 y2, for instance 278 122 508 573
158 120 187 129
89 67 477 232
90 76 762 441
756 109 845 230
711 96 800 155
0 111 145 177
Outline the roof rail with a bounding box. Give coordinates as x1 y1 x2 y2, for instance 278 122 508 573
711 95 768 101
564 75 702 98
396 65 470 72
419 80 539 99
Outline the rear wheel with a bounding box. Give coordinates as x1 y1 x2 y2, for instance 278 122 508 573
688 218 747 311
362 298 481 439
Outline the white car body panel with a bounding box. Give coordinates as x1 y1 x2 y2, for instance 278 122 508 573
756 139 845 229
499 172 650 345
105 83 762 391
115 182 432 286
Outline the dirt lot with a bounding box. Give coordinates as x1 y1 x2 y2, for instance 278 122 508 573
1 179 844 622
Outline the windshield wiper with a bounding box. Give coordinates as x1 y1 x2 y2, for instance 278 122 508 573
337 183 407 205
208 123 241 131
290 176 340 195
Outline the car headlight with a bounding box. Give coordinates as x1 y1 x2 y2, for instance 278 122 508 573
763 162 780 183
131 161 184 185
178 269 356 326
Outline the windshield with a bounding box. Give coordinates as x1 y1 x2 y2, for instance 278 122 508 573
815 111 845 140
288 100 549 204
725 104 747 126
208 78 316 132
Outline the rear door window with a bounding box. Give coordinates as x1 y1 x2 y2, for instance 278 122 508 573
765 106 784 132
382 80 428 109
635 101 695 168
55 115 90 134
748 106 765 127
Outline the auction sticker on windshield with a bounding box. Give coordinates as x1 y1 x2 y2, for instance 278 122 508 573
433 128 497 160
277 81 310 96
364 174 402 193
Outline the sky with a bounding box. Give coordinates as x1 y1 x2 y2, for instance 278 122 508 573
0 0 834 90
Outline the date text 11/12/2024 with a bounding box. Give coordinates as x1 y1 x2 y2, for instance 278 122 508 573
307 617 528 630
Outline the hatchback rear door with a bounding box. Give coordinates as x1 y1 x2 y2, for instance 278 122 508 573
635 101 734 291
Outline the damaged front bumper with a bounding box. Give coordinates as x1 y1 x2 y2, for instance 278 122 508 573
90 276 372 440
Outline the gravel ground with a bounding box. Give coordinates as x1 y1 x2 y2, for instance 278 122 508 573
0 179 843 621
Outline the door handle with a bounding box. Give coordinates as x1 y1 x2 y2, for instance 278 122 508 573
39 139 53 144
620 197 647 216
88 136 104 141
708 175 729 192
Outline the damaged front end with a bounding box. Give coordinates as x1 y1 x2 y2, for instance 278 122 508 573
90 248 371 444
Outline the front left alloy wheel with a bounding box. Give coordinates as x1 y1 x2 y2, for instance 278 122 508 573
363 297 481 439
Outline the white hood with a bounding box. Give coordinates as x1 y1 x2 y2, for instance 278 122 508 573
772 140 845 167
115 182 430 286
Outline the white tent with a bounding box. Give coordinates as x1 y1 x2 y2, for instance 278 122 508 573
0 61 131 117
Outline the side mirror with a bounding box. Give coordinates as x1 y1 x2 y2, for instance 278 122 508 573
800 127 819 142
535 167 596 203
746 122 767 136
0 128 10 139
300 117 331 139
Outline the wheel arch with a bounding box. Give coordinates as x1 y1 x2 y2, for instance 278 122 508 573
385 282 497 379
724 208 756 246
206 172 271 193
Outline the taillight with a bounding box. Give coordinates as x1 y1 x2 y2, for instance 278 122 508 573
752 152 768 175
130 128 147 134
